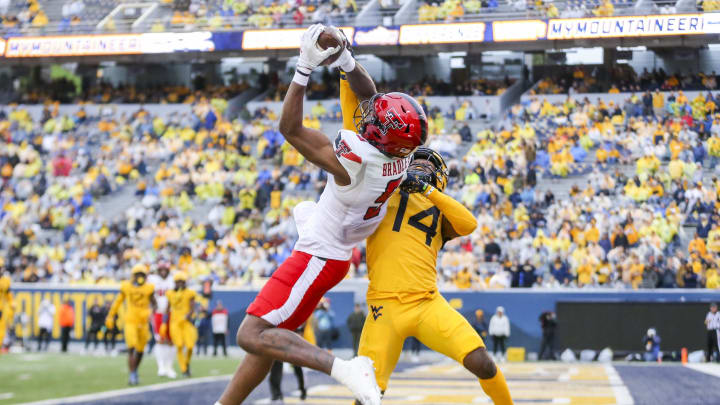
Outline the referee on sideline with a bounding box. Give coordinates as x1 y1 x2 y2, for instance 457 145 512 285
704 303 720 362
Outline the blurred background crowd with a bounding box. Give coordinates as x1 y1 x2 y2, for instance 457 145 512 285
3 65 720 291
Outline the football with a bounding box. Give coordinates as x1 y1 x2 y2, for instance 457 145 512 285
316 26 344 66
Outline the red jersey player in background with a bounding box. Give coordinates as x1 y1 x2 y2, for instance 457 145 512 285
216 24 427 405
148 261 177 378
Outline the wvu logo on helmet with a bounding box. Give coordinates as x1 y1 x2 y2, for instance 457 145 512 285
370 305 384 320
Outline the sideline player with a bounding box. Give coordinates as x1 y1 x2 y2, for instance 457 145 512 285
354 147 513 403
106 264 156 385
216 24 427 405
0 272 13 352
148 261 177 378
165 272 197 377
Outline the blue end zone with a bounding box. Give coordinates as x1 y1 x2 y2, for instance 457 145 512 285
615 364 720 405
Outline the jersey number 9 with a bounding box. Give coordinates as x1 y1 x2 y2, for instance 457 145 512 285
363 177 403 220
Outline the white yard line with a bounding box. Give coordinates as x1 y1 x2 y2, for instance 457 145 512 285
685 363 720 378
604 364 634 405
19 375 232 405
557 366 578 382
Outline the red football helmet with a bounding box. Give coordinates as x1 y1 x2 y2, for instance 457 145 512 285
354 92 427 158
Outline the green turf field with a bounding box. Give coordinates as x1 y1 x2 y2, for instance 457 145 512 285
0 352 239 404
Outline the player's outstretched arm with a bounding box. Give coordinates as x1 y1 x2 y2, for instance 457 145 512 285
431 190 477 240
344 62 376 101
402 174 477 239
279 24 351 186
105 289 125 328
330 31 376 101
280 83 350 186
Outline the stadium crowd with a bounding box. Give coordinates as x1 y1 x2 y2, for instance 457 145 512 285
415 0 626 22
2 82 720 290
11 79 255 105
533 67 720 95
163 0 358 30
0 0 361 34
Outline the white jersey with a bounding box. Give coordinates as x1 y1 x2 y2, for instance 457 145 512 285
148 274 174 313
293 129 411 260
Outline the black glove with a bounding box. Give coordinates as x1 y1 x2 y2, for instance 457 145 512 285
400 172 429 194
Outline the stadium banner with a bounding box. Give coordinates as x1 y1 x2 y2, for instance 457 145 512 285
139 31 217 53
398 22 487 45
546 14 706 40
4 34 142 58
241 26 355 50
8 285 356 348
4 13 720 57
704 11 720 33
492 20 548 42
210 31 245 52
352 25 400 47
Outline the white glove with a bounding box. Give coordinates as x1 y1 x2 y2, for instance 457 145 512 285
295 24 340 84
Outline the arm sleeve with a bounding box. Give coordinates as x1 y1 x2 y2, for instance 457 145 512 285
340 74 360 132
426 188 478 236
107 285 125 319
6 293 14 320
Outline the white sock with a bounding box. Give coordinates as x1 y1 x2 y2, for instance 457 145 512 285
155 344 164 372
163 345 174 371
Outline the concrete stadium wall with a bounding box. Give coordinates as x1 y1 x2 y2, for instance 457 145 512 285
627 49 720 77
9 285 718 355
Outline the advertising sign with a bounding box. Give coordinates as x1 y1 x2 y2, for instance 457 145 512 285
547 14 705 40
242 27 355 50
399 22 486 45
353 25 400 46
139 31 215 53
5 34 141 58
492 20 547 41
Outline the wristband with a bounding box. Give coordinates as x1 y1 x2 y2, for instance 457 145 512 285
423 184 435 197
339 51 356 72
292 69 311 86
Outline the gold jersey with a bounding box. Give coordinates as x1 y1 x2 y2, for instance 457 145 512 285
114 281 155 325
167 288 197 323
366 191 443 302
340 74 442 302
